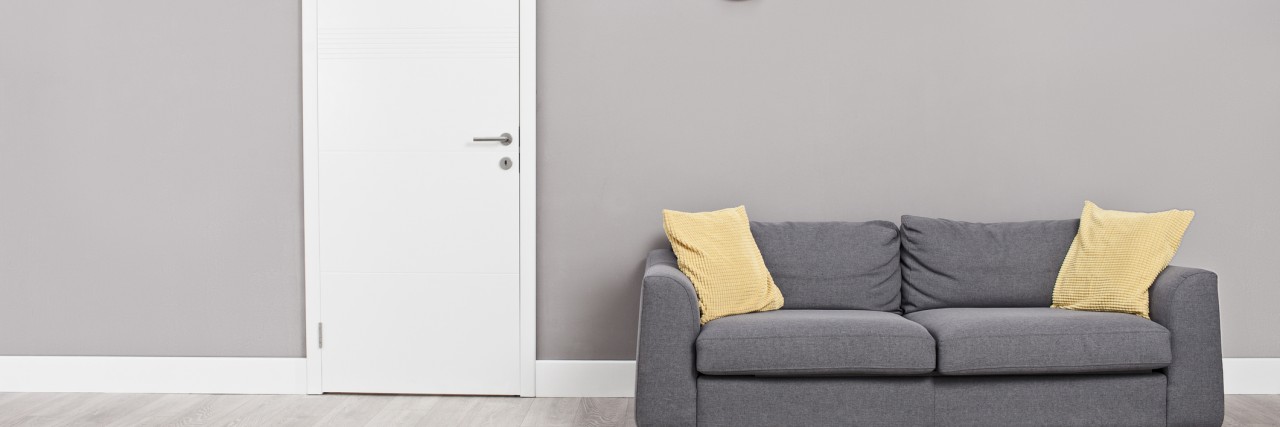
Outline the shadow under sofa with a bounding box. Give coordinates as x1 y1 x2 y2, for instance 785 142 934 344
635 217 1223 427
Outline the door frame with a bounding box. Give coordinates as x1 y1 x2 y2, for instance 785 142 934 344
300 0 537 396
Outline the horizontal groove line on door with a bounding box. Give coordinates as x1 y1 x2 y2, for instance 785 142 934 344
318 30 517 56
319 32 518 34
319 55 515 57
319 58 516 62
319 38 518 42
318 45 516 50
318 28 518 33
319 35 518 39
320 272 520 276
318 53 516 56
321 46 515 49
319 51 516 55
319 57 516 60
318 43 516 46
319 53 516 58
319 42 517 46
319 48 516 52
317 149 519 153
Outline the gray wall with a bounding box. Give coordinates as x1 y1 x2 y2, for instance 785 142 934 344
1 1 1277 360
538 0 1280 359
0 0 303 356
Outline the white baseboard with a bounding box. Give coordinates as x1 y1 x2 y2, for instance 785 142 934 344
0 356 307 394
0 357 1268 396
535 360 636 397
1224 358 1280 394
535 358 1278 397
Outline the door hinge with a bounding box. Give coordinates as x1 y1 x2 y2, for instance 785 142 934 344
318 322 324 349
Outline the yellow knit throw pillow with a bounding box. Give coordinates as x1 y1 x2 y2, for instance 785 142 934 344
1052 201 1195 319
663 206 784 324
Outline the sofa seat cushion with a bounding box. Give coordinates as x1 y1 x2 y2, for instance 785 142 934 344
696 310 936 376
906 307 1171 375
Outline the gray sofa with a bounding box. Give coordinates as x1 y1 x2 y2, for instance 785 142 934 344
636 216 1223 427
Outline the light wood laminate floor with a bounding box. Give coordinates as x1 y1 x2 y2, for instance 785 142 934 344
0 393 1276 426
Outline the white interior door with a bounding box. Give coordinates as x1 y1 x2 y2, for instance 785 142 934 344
316 0 521 395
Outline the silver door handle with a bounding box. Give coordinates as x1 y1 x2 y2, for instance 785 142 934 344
473 133 512 146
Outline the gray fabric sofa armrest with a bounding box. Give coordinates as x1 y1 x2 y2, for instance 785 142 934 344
1149 266 1224 427
635 249 700 427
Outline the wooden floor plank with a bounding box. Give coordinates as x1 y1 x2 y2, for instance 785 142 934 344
0 393 66 425
571 398 629 427
363 395 440 427
1225 395 1280 426
216 395 296 427
168 394 261 427
456 397 533 427
38 393 112 427
621 398 637 427
520 397 581 427
102 394 215 427
260 395 348 427
313 394 393 427
0 394 24 408
414 396 481 427
58 394 163 427
8 393 106 427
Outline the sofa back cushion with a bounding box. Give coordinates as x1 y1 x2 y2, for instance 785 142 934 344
750 221 900 311
899 215 1078 313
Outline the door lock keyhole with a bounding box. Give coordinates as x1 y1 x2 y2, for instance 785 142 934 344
499 157 513 170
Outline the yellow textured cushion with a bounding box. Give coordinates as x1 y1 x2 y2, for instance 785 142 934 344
663 206 784 324
1052 201 1195 319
